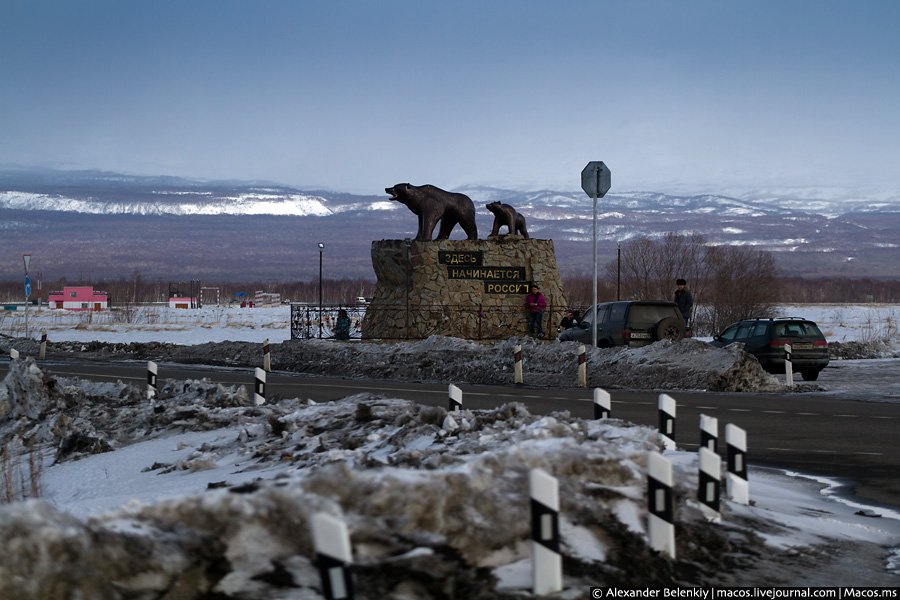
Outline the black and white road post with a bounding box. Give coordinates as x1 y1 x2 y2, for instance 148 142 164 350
699 414 718 453
725 423 749 505
449 383 462 412
784 343 794 387
658 394 676 450
577 344 586 387
254 367 266 405
514 344 523 384
529 468 562 595
147 361 158 400
311 512 355 600
40 331 47 360
263 338 271 373
647 451 676 558
698 447 721 521
593 388 611 419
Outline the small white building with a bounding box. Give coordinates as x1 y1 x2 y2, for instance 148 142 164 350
169 296 198 309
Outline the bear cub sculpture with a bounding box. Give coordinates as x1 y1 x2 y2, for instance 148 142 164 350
486 201 528 238
386 183 478 241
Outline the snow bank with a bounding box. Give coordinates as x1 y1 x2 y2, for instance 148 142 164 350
1 335 788 393
1 360 898 597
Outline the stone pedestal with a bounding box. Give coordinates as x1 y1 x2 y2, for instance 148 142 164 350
362 237 568 340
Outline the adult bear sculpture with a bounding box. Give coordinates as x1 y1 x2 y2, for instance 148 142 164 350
486 201 529 238
386 183 478 241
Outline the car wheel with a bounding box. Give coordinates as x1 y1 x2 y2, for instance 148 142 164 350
653 317 685 342
800 369 820 381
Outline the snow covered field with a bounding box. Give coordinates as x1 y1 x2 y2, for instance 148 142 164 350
1 302 898 346
1 303 899 596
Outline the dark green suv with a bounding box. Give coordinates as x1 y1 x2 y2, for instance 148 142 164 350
558 301 686 348
709 318 829 381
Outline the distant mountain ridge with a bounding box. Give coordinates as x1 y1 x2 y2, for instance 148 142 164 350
1 167 898 282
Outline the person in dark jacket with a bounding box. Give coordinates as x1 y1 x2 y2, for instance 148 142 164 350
335 309 352 340
674 278 693 326
559 309 580 331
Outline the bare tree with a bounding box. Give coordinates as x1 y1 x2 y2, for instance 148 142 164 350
606 232 710 301
696 245 780 333
605 236 661 300
604 233 780 335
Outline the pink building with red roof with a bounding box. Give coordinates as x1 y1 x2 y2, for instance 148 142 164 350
46 286 109 311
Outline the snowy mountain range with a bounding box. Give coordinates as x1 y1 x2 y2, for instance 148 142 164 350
1 167 899 281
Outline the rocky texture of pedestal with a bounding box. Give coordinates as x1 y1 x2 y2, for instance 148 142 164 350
361 237 567 340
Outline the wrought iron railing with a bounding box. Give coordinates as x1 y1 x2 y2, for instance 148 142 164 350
291 302 567 341
290 304 366 340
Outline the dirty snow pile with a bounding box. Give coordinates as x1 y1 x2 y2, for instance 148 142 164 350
2 358 900 598
1 334 791 393
175 336 787 392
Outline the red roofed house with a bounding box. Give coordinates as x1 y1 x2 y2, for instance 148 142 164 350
46 286 109 311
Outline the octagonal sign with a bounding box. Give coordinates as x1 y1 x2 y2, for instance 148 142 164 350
581 161 611 198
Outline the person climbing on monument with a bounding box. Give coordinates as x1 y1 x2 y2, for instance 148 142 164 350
525 284 547 338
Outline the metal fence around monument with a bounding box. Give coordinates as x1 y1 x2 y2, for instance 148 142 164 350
290 304 367 340
291 302 567 341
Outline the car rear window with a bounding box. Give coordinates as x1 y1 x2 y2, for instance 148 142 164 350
773 322 823 337
628 304 679 324
609 303 626 323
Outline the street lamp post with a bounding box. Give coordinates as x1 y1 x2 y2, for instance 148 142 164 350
318 243 324 339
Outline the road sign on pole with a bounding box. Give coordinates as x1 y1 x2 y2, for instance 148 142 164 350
581 161 611 199
23 255 32 338
581 162 612 348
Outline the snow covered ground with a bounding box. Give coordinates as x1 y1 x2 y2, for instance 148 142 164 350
1 303 899 596
2 302 898 346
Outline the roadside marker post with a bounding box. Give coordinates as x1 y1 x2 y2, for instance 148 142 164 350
647 451 676 558
448 383 462 412
514 344 523 384
784 343 794 387
263 338 271 372
593 388 611 419
529 468 562 595
577 344 586 387
698 447 721 521
254 367 266 405
147 361 158 399
311 512 355 600
726 424 749 505
40 331 47 360
658 394 677 450
699 414 718 453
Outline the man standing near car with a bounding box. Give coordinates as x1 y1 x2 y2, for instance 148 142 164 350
674 279 693 327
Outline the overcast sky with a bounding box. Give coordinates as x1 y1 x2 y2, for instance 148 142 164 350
2 1 899 196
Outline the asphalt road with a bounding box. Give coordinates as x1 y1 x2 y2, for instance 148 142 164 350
3 360 899 509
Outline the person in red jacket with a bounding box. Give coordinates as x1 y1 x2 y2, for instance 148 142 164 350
525 284 547 338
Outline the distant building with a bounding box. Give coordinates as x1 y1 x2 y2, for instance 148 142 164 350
47 286 109 311
169 296 198 309
254 291 281 306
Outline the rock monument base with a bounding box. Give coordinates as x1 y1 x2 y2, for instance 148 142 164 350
361 237 568 340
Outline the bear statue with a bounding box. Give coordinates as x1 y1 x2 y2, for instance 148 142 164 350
385 183 478 241
486 201 529 238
